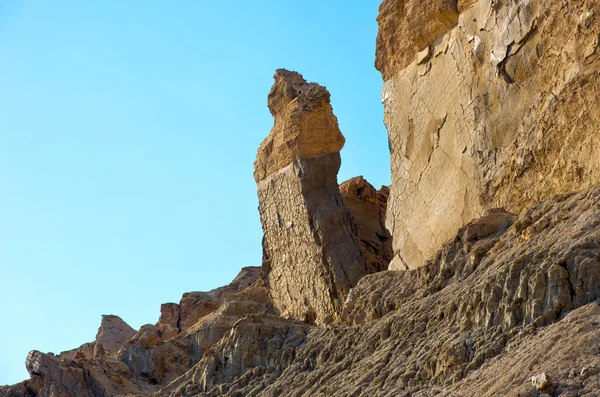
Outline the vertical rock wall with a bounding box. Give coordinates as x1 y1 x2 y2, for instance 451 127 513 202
378 0 600 269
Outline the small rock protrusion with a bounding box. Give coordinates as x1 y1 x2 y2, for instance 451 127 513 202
530 373 555 392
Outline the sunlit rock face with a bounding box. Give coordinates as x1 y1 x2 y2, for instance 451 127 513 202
377 0 600 270
254 69 370 326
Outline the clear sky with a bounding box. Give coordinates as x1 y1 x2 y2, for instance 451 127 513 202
0 0 389 385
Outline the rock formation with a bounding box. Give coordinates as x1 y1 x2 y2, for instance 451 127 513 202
254 69 375 325
340 176 392 274
4 0 600 395
161 184 600 396
378 0 600 270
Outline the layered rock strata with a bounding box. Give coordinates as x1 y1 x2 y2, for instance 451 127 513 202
254 69 370 325
378 0 600 270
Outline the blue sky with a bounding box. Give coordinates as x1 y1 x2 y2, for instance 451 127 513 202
0 0 389 384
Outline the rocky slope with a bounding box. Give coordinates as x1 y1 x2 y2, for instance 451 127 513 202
7 179 600 396
3 0 600 396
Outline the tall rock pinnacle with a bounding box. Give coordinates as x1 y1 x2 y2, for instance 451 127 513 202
254 69 368 325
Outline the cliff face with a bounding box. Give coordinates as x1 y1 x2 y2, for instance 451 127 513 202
378 0 600 270
3 1 600 396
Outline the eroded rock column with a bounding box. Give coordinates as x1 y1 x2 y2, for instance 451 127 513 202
255 69 367 325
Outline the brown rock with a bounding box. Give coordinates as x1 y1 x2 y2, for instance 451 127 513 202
253 69 345 183
340 176 393 273
457 0 477 11
375 0 459 80
95 314 136 354
141 184 600 397
157 303 180 340
176 266 261 332
381 0 600 270
256 70 369 325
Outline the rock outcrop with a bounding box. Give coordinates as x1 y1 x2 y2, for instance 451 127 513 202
255 69 372 325
95 315 136 354
4 1 600 394
57 315 136 362
379 0 600 270
163 184 600 396
340 177 393 274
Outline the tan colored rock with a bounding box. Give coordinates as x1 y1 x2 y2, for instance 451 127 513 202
156 314 311 397
381 0 600 270
8 349 157 397
253 69 345 183
95 314 136 354
157 303 180 340
375 0 459 81
340 176 393 273
58 315 136 363
118 267 266 385
152 184 600 397
457 0 477 12
531 373 554 391
161 266 261 334
256 70 369 325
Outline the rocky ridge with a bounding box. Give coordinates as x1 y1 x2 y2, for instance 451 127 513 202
3 0 600 396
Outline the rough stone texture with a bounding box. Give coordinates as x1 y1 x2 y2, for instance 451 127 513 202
5 183 600 397
156 315 312 397
157 303 180 341
17 184 591 396
117 267 267 386
253 69 345 183
375 0 459 81
4 3 600 393
95 315 136 354
0 268 267 397
0 349 158 397
340 177 393 273
256 70 370 325
169 184 600 396
55 315 135 363
157 266 261 336
381 0 600 270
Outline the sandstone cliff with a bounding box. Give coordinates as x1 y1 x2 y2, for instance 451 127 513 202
378 0 600 270
3 0 600 395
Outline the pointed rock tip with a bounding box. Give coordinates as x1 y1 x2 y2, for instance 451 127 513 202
267 68 330 117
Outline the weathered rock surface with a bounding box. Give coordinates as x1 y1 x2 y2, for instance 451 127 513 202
340 177 393 273
95 315 137 354
116 267 267 386
375 0 459 81
57 315 136 363
5 174 600 397
253 69 346 183
4 1 600 393
255 70 371 325
380 0 600 270
162 184 600 396
0 268 267 397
